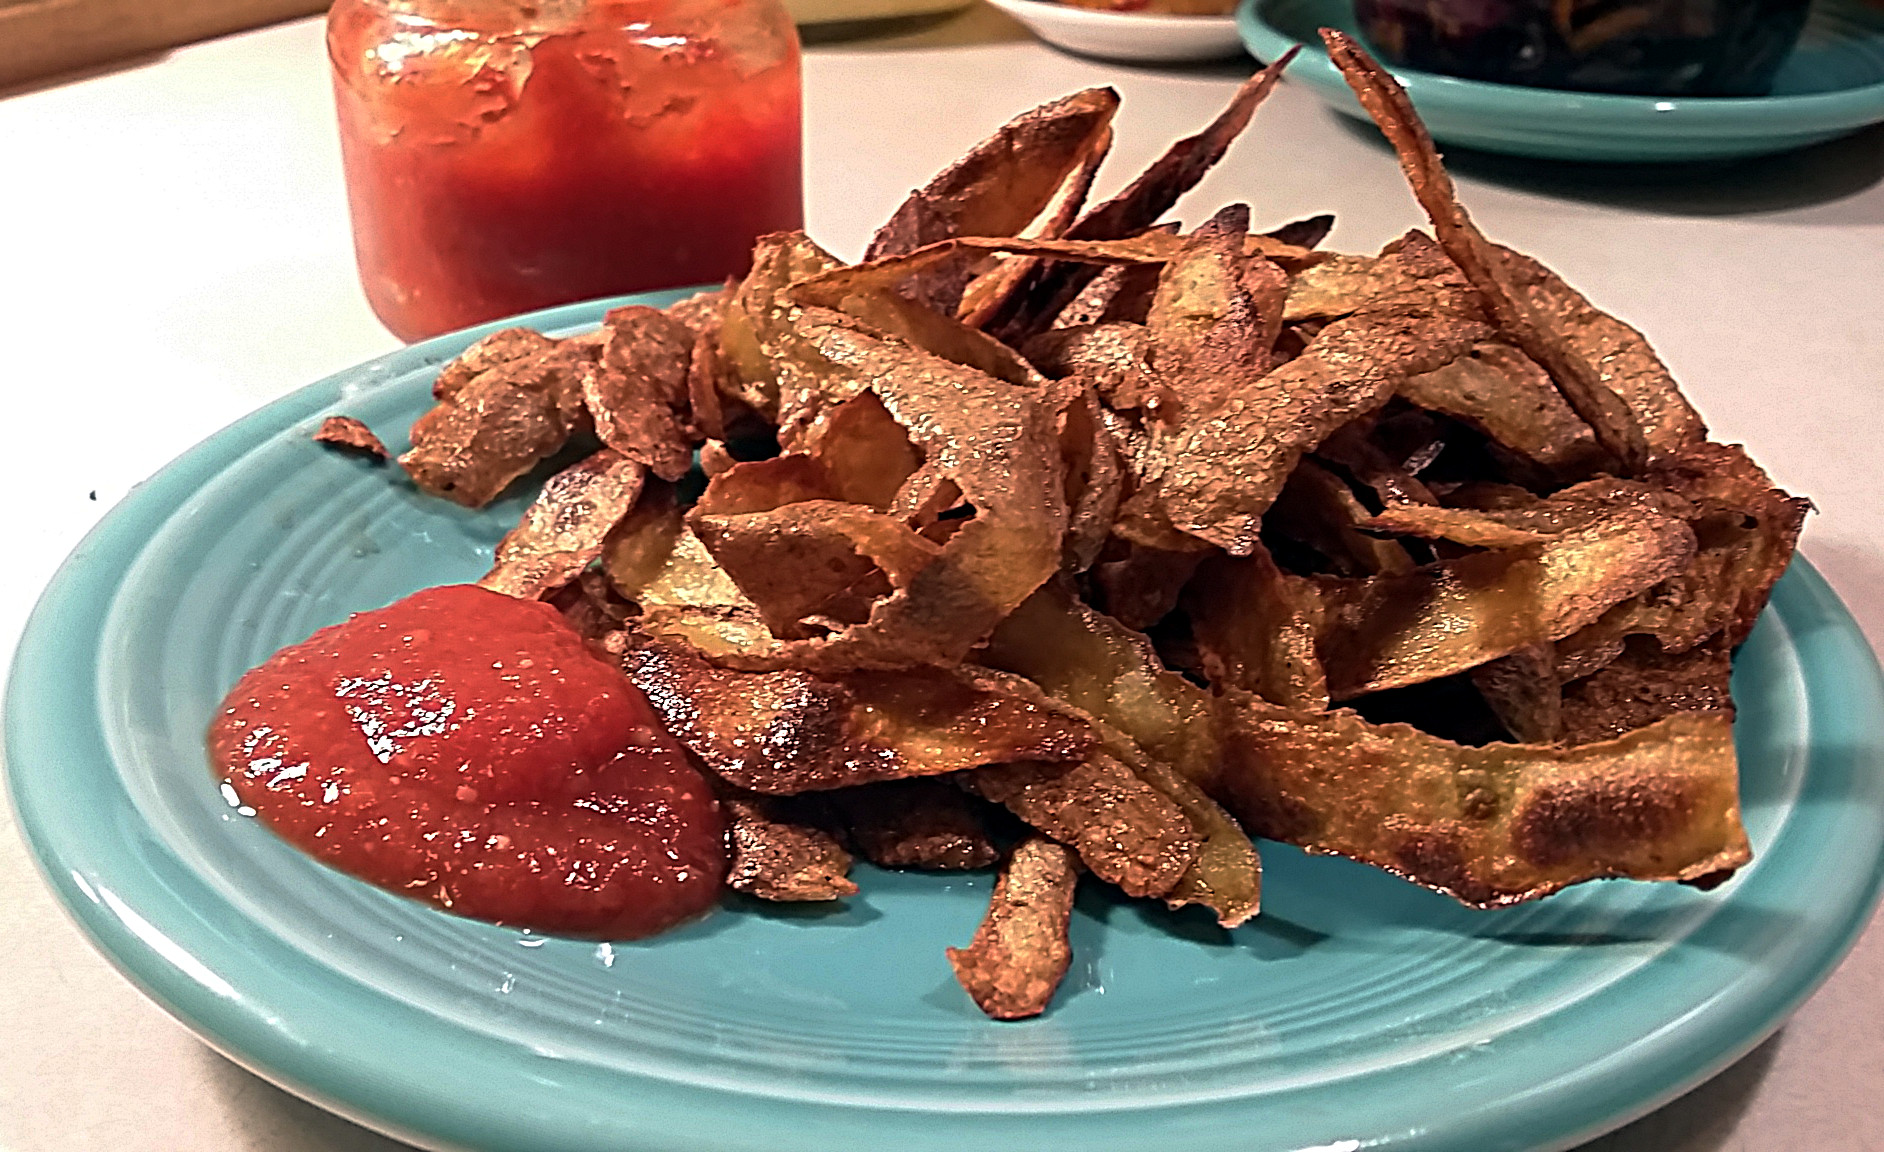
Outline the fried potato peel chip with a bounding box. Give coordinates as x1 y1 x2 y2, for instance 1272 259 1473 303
1316 479 1699 699
584 306 698 482
479 449 647 600
865 88 1121 314
1398 341 1604 480
1322 31 1650 473
980 586 1260 925
1361 502 1551 549
690 500 943 638
1212 704 1750 905
830 779 999 871
1554 443 1809 681
729 322 1070 671
1559 637 1733 746
985 584 1221 783
957 127 1113 329
402 332 593 507
1471 644 1563 744
623 637 1094 794
1153 301 1491 554
967 753 1198 899
1185 547 1330 710
432 328 560 402
947 835 1079 1019
988 50 1299 344
1499 249 1707 456
313 415 389 460
718 787 860 901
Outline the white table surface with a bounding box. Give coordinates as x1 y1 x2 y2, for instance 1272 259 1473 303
1 9 1880 1151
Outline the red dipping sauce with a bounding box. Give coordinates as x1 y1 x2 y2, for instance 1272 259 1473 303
209 584 726 938
327 0 805 342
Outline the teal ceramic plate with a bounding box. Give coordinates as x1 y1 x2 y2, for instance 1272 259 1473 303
1238 0 1884 161
9 293 1884 1152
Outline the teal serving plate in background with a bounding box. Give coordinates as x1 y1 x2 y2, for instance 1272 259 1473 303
9 292 1884 1152
1238 0 1884 160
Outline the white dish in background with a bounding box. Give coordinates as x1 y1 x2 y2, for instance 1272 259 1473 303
984 0 1244 61
787 0 972 24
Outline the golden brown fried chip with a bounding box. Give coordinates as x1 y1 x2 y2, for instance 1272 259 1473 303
957 128 1113 329
583 305 697 482
946 836 1078 1020
632 603 782 662
1559 637 1734 745
788 270 1048 391
718 232 845 419
431 328 560 402
988 51 1298 343
663 286 730 340
864 88 1121 298
1153 302 1490 554
1023 322 1159 409
829 779 999 871
1470 644 1563 743
1553 443 1808 681
1185 547 1330 710
1322 32 1649 473
984 583 1221 783
1212 702 1749 905
795 392 924 510
402 339 594 507
686 321 731 444
478 449 647 600
693 454 837 515
718 787 859 902
313 416 389 460
598 483 685 596
1269 459 1416 576
690 500 942 638
719 320 1071 672
1361 502 1551 549
966 753 1198 899
1649 442 1809 646
624 638 1094 794
1500 249 1707 456
1399 341 1605 481
1316 479 1698 699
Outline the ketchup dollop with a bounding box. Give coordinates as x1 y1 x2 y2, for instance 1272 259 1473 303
209 584 726 938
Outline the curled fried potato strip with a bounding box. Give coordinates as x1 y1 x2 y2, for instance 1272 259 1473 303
480 450 647 600
1213 705 1749 906
947 836 1079 1020
623 636 1094 794
1315 479 1699 700
1323 31 1650 473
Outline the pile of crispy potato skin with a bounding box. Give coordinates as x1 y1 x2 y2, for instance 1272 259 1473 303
356 38 1807 1019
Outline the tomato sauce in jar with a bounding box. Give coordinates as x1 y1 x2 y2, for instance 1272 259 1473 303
209 584 727 938
327 0 804 342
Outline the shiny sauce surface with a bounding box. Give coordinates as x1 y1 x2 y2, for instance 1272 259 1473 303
209 584 725 938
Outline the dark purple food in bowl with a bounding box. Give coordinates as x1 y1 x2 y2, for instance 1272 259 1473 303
1353 0 1814 95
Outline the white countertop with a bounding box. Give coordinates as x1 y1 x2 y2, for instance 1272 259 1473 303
1 10 1880 1150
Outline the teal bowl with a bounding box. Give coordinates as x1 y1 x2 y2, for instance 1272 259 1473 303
1238 0 1884 160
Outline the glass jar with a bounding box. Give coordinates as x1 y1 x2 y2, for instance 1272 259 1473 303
327 0 804 342
1353 0 1811 96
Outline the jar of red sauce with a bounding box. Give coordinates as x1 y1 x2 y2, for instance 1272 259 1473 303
327 0 804 342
